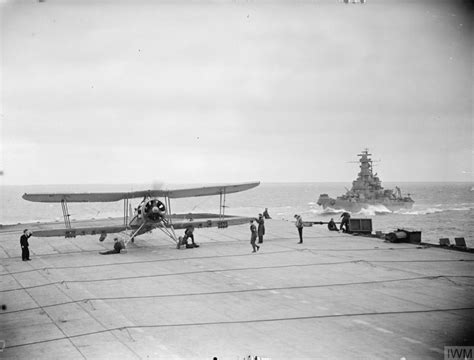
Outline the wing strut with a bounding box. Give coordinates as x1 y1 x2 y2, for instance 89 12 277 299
164 196 172 219
156 221 178 245
123 197 129 228
61 199 71 229
219 188 227 219
163 195 178 243
128 222 147 244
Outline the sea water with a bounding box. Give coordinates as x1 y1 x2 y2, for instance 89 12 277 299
1 182 472 247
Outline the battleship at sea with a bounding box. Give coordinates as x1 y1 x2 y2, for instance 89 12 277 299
317 149 414 212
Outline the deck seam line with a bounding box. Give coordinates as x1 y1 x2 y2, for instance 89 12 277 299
5 306 474 350
2 275 473 315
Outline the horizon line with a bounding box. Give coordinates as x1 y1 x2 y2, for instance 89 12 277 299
1 180 473 187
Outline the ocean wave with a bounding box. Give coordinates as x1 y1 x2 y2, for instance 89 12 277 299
449 207 473 211
316 206 392 216
321 208 345 215
311 204 472 217
309 208 327 215
397 206 473 215
399 208 445 215
356 205 392 216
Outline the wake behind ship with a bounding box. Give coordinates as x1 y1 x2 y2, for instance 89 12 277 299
317 149 414 212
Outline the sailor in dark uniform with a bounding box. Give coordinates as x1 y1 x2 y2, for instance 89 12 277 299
183 225 199 248
250 220 260 253
340 212 351 233
100 238 125 255
20 229 32 261
294 214 304 243
263 208 271 219
257 214 265 243
327 218 338 231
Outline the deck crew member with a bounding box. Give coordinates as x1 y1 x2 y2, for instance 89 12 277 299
183 225 199 248
20 229 32 261
294 214 304 243
100 238 125 255
250 220 260 253
340 212 351 233
263 208 271 219
257 214 265 244
328 218 338 231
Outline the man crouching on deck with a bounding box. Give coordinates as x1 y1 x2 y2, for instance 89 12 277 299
100 237 125 255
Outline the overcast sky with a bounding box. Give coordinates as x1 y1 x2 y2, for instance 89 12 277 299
0 0 472 185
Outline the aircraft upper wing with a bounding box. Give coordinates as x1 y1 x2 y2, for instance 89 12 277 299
22 182 260 203
23 192 131 203
162 182 259 199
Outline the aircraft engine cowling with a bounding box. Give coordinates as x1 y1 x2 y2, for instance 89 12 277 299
143 199 166 221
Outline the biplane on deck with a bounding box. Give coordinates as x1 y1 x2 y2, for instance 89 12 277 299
21 182 260 244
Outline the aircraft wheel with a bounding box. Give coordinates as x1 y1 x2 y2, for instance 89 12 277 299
131 238 135 243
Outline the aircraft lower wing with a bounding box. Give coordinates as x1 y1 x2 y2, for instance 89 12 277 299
31 225 129 238
29 214 254 238
166 214 254 230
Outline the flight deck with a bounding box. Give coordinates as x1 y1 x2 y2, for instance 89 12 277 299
0 219 473 359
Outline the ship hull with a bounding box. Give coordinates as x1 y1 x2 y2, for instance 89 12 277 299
317 196 414 212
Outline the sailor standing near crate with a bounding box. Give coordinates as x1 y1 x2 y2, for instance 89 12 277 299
294 214 304 243
340 212 351 233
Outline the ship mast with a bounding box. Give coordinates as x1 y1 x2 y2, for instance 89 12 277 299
357 148 373 181
351 149 383 193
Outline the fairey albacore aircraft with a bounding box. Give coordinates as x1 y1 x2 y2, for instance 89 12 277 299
22 182 259 246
